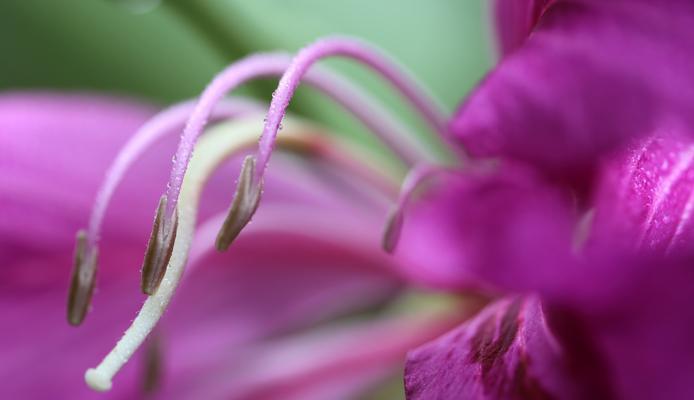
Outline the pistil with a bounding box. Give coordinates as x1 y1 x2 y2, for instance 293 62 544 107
68 98 258 323
85 116 393 392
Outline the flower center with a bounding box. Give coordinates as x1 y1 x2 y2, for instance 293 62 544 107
75 36 456 392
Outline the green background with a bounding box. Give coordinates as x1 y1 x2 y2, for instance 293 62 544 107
0 0 491 150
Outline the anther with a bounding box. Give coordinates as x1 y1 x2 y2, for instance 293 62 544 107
382 206 404 253
141 195 179 295
381 164 459 254
215 155 263 251
141 335 163 394
67 230 98 326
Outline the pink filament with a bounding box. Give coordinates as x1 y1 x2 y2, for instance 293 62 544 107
85 98 260 248
254 36 449 181
393 164 461 218
166 38 449 219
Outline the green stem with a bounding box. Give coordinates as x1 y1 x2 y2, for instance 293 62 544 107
164 0 311 114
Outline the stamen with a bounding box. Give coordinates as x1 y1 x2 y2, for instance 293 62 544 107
67 230 98 326
215 155 262 251
85 117 346 392
87 98 259 248
180 37 451 244
382 164 459 253
141 195 179 295
253 36 451 183
71 99 259 319
164 39 449 234
382 206 405 254
141 335 163 394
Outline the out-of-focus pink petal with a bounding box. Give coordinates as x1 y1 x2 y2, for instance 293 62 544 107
0 92 407 398
160 304 462 400
452 1 694 174
0 92 159 252
153 226 405 399
0 245 153 400
546 252 694 400
0 214 404 399
394 165 574 292
405 296 585 399
591 127 694 254
493 0 554 56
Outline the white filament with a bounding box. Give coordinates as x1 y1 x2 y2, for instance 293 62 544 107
85 116 319 391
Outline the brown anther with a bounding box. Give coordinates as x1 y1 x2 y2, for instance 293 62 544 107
141 334 164 395
215 155 263 251
67 230 98 326
141 195 179 295
382 206 404 253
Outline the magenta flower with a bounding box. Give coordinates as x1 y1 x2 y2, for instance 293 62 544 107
2 0 693 398
1 89 463 398
1 41 464 398
401 1 694 399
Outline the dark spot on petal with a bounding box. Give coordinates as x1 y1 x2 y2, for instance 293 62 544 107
469 298 523 375
544 303 616 400
512 352 555 400
468 297 548 398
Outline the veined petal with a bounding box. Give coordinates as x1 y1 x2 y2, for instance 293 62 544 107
453 1 694 174
591 127 694 254
405 296 584 399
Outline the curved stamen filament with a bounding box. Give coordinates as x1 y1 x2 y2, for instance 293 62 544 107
165 46 442 221
86 98 260 248
180 37 454 253
67 99 259 322
254 36 451 182
84 116 397 391
382 164 461 253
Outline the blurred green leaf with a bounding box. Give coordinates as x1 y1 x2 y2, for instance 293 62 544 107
0 1 491 152
0 0 228 102
176 0 493 154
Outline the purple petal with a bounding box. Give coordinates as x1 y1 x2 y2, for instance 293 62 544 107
0 92 405 397
394 165 574 292
163 306 459 400
0 92 159 253
452 1 694 174
591 127 694 253
405 296 584 399
546 252 694 400
493 0 554 56
0 216 403 399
